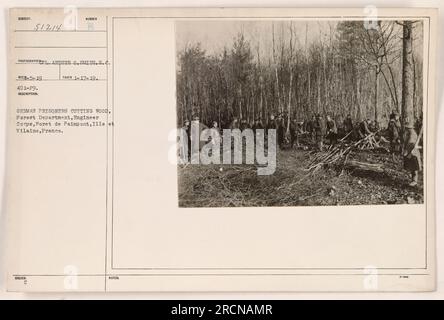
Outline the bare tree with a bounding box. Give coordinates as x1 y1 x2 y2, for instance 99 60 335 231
400 20 415 135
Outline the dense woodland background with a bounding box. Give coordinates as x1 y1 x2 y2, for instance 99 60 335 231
176 20 423 135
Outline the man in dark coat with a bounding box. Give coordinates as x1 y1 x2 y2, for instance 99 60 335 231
358 118 372 138
326 115 338 145
267 114 276 130
304 116 313 133
289 119 300 148
313 114 325 151
415 115 423 135
343 114 353 136
390 110 401 127
305 115 316 145
276 114 285 149
387 113 400 161
240 119 250 131
252 118 263 134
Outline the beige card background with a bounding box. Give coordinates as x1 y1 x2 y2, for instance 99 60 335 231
2 6 439 293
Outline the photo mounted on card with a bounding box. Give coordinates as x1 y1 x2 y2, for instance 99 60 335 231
6 7 437 292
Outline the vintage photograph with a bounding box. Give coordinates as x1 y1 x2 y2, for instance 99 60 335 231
175 20 424 207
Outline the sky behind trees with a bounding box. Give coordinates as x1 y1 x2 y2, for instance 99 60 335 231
175 20 424 131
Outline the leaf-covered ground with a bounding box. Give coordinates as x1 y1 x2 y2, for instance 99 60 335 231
178 149 424 207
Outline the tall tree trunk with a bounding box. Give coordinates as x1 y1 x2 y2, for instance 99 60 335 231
317 68 321 114
287 72 293 133
412 43 417 119
322 49 329 115
239 85 243 120
401 21 414 136
286 22 294 134
256 46 264 122
354 62 360 119
305 22 310 115
374 65 379 124
272 23 281 116
307 68 311 114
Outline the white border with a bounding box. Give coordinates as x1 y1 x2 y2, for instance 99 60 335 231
0 0 442 299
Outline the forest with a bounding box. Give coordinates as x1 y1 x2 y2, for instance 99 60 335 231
176 20 422 132
176 20 425 207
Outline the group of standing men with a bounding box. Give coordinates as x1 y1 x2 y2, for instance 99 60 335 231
301 113 378 150
181 110 422 187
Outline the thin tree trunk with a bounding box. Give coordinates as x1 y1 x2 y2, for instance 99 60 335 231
317 68 321 114
272 23 281 115
305 23 311 116
374 65 379 124
286 22 294 134
239 85 242 120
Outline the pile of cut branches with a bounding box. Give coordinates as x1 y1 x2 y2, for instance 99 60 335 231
305 132 385 174
357 133 389 152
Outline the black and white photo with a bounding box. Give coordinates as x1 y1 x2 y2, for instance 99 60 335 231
176 19 425 207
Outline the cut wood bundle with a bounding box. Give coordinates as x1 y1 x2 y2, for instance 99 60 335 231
358 134 388 151
305 132 383 174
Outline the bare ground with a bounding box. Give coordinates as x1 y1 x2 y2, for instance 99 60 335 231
178 149 424 207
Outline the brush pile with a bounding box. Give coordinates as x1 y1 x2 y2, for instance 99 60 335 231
305 132 386 174
177 139 423 207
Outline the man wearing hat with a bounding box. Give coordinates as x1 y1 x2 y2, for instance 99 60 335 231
387 112 401 161
326 115 338 146
276 114 285 149
240 118 250 131
343 114 354 136
252 118 263 134
267 114 277 131
403 118 422 187
313 113 325 151
358 118 372 138
289 118 300 148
